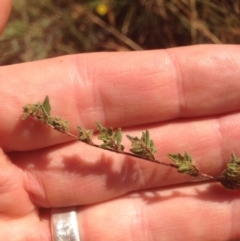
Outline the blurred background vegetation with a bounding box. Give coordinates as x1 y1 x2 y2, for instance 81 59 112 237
0 0 239 65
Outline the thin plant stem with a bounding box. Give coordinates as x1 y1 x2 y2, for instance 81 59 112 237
22 96 240 190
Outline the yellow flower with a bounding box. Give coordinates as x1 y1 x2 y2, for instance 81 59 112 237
96 3 108 16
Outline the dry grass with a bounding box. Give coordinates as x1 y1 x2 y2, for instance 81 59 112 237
0 0 240 65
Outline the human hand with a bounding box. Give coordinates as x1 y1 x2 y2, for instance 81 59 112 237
1 2 240 240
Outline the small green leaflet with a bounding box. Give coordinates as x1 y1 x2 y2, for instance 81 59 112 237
168 151 199 177
42 95 51 116
220 152 240 190
127 130 156 160
96 122 124 151
77 126 94 144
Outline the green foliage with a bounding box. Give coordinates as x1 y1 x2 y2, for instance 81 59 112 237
47 116 69 132
96 122 124 151
220 152 240 190
22 96 50 121
22 96 240 191
127 130 156 161
22 95 68 132
77 126 94 144
22 103 42 120
167 152 200 177
42 95 51 116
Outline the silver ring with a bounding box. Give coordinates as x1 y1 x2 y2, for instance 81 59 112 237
51 207 81 241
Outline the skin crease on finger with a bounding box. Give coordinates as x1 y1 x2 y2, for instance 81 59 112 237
0 0 12 35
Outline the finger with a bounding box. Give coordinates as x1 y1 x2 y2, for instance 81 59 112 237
0 0 12 34
0 149 35 217
77 183 240 241
12 112 240 207
0 149 50 240
1 45 240 151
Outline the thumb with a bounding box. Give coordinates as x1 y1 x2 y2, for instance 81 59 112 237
0 0 12 35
